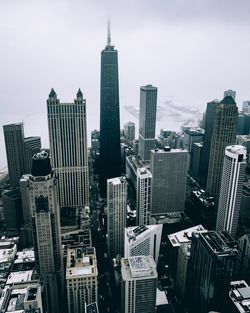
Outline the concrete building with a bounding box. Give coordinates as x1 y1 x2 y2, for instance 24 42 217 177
2 188 22 229
99 24 121 196
124 224 162 264
23 136 41 174
183 127 204 153
121 256 157 313
3 123 25 187
216 145 247 237
21 151 64 313
206 96 238 199
186 231 237 313
224 89 236 100
229 280 250 313
236 234 250 285
47 88 89 208
107 177 127 258
190 142 203 180
136 167 152 225
66 247 98 313
150 147 189 216
242 101 250 114
138 85 157 161
124 121 135 143
0 281 43 313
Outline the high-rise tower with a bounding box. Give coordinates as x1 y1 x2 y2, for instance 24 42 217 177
206 96 238 198
23 151 63 313
99 22 121 196
138 85 157 161
216 145 247 237
3 123 25 187
47 89 89 208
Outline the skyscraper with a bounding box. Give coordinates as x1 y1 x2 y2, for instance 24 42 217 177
124 121 135 143
206 96 238 198
3 123 25 187
47 88 89 208
224 89 236 100
99 23 121 196
186 231 237 313
138 85 157 161
199 100 219 187
150 147 189 216
136 167 152 225
216 145 247 237
121 256 157 313
124 224 162 264
107 176 127 258
24 151 63 313
23 136 41 174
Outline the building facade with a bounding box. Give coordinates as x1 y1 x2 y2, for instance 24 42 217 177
107 177 127 258
22 151 64 313
124 121 135 143
99 25 121 196
47 89 89 208
121 256 157 313
216 145 247 237
150 147 189 216
66 247 98 313
138 85 157 161
136 167 152 225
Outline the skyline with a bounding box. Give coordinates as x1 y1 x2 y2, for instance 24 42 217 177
1 0 250 167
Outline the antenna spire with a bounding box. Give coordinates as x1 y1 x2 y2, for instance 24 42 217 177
107 19 111 46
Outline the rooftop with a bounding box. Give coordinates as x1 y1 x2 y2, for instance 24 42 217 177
168 225 205 247
6 270 33 285
230 280 250 313
121 256 157 280
107 176 126 185
126 224 162 243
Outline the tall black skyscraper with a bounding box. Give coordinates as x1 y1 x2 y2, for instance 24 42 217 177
99 22 121 196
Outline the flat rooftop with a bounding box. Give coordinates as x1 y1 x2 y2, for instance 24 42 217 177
126 224 162 243
6 270 33 285
121 256 157 280
230 280 250 312
168 225 205 247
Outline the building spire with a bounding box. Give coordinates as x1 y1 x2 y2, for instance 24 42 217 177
107 19 111 46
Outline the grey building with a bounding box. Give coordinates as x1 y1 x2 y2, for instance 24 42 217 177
224 89 236 100
186 231 237 313
150 147 189 216
236 234 250 285
183 127 204 153
2 188 22 228
47 89 89 209
3 123 25 187
22 151 64 313
242 101 250 113
124 121 135 143
121 256 157 313
138 85 157 161
216 145 246 237
190 142 203 180
23 136 41 174
107 176 127 258
206 96 238 199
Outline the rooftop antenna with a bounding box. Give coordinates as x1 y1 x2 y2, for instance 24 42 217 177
107 19 111 46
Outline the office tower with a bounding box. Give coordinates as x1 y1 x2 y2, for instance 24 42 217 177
206 96 238 198
107 177 127 258
121 256 157 313
138 85 157 161
229 280 250 313
91 130 100 155
47 88 89 208
99 23 121 196
124 224 162 264
2 188 22 228
124 122 135 143
224 89 236 100
236 234 250 285
66 247 98 313
136 167 152 225
200 101 219 187
23 136 41 174
216 145 247 237
243 100 250 113
186 231 237 313
150 147 189 216
190 142 203 180
3 123 25 187
183 127 204 153
0 281 43 313
24 151 63 313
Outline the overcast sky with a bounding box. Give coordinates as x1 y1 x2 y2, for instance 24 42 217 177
1 0 250 167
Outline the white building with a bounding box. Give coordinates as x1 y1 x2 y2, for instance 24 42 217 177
242 100 250 113
66 247 98 313
216 145 247 237
20 151 64 313
107 177 127 258
47 88 89 208
121 256 157 313
124 122 135 143
136 167 152 225
124 224 162 264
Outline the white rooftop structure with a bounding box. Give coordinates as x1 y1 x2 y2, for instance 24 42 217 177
14 249 35 264
121 256 157 280
229 280 250 312
168 225 205 247
6 270 33 285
